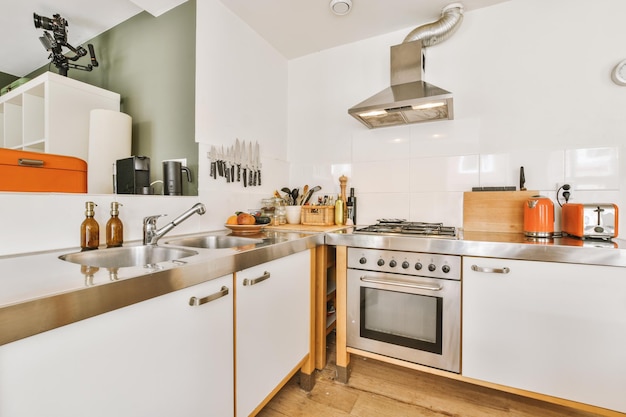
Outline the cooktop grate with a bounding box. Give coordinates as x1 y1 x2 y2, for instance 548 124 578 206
355 220 457 238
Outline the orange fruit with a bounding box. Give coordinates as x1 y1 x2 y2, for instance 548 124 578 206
237 213 256 225
226 215 238 225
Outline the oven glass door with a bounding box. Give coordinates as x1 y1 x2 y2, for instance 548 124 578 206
361 287 443 354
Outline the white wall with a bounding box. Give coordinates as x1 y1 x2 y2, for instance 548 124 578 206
288 0 626 228
0 0 289 257
195 0 289 227
2 0 625 256
0 193 207 256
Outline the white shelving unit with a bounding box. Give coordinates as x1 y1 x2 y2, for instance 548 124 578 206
0 72 120 161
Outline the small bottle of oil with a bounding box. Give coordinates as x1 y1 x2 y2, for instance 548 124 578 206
334 194 344 225
80 201 100 251
106 202 124 248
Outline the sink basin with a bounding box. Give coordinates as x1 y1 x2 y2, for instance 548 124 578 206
59 246 198 268
165 235 263 249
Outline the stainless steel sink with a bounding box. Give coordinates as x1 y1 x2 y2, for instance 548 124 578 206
59 246 198 268
165 235 263 249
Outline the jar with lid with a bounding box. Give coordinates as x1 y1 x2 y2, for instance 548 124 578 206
261 198 275 218
273 197 287 225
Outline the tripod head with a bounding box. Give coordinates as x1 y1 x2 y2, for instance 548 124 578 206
34 12 99 76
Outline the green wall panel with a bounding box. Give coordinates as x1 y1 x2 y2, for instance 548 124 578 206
28 1 198 195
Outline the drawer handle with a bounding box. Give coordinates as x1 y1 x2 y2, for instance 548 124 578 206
18 158 44 167
471 265 510 274
189 286 229 306
243 271 271 286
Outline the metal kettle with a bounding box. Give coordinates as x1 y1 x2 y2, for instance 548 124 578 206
163 161 191 196
523 196 554 238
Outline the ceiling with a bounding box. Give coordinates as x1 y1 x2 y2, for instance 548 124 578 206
2 0 509 77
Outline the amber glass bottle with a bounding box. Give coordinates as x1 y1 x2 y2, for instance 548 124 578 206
80 201 100 251
106 201 124 248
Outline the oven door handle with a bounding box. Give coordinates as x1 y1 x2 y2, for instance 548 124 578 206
360 276 442 291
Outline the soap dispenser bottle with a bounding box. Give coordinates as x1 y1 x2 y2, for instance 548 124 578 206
106 202 124 248
81 201 100 251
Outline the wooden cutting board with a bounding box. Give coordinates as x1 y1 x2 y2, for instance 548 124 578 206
463 191 538 233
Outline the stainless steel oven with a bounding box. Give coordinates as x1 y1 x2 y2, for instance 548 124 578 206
347 247 461 373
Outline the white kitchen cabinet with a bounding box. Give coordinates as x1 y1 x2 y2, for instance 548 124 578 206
0 71 119 157
235 250 311 417
462 257 626 413
0 275 234 417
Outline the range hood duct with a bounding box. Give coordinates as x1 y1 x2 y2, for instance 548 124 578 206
348 3 464 129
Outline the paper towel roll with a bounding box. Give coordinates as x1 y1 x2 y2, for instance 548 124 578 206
88 109 132 194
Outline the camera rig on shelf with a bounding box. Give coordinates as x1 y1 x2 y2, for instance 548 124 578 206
33 12 99 77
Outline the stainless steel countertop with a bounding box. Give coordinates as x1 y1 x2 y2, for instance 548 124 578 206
0 229 323 346
325 228 626 267
4 226 626 347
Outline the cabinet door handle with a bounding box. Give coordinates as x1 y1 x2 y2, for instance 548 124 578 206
471 265 510 274
243 271 271 286
189 286 229 306
360 276 442 291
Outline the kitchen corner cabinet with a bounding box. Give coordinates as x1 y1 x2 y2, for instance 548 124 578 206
235 250 311 417
462 257 626 413
0 275 234 417
0 71 119 157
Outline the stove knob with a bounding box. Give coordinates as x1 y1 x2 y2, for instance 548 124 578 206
359 257 367 264
402 261 410 269
415 262 423 270
428 264 436 272
377 259 385 266
442 265 451 273
389 260 397 268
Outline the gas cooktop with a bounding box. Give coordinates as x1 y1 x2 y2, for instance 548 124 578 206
354 219 457 238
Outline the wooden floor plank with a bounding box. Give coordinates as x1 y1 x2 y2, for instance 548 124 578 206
259 333 607 417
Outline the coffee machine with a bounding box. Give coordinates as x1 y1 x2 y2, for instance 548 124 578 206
115 156 150 194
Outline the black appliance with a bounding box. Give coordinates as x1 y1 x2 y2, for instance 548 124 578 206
116 156 150 194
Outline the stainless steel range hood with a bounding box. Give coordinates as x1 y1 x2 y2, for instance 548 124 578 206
348 3 463 129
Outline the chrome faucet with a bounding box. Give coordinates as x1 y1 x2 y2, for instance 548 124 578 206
143 203 206 245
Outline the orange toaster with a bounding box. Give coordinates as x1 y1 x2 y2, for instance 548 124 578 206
561 203 619 239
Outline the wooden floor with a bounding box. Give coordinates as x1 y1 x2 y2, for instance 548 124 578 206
258 333 605 417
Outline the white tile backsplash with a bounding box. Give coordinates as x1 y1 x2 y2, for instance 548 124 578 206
352 126 411 162
355 193 411 225
352 160 410 193
0 194 206 257
410 155 479 192
410 192 465 227
565 147 620 190
409 118 481 157
479 150 565 191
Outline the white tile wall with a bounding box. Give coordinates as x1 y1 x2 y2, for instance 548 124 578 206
0 194 208 257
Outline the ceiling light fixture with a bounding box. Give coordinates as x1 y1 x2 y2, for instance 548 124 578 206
330 0 352 16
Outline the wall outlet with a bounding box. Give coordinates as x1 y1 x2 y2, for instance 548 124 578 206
556 182 574 191
556 182 574 205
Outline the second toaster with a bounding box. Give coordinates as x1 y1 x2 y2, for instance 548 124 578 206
561 203 619 239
